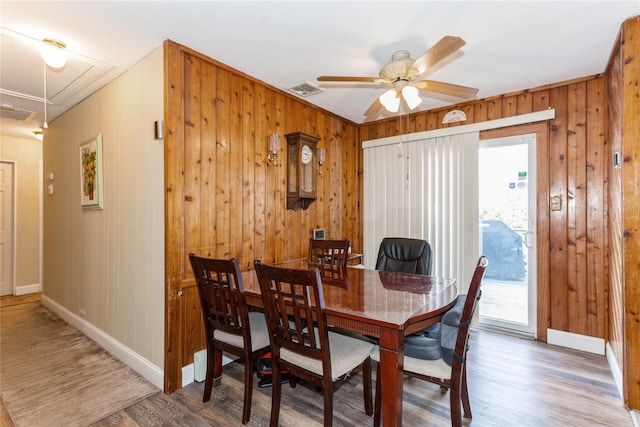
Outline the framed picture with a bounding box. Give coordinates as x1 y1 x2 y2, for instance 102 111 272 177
80 134 104 209
313 228 325 240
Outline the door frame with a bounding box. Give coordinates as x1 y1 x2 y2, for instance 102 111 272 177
1 160 16 296
480 122 550 342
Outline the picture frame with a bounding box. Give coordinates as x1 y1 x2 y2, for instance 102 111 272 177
313 228 325 240
80 134 104 209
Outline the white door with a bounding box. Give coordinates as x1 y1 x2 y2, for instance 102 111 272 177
1 161 15 296
478 135 536 336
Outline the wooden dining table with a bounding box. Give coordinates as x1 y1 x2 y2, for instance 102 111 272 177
241 259 458 427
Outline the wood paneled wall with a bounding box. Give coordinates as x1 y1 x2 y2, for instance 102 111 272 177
606 16 640 411
164 25 638 400
361 76 608 344
163 41 362 391
606 19 625 398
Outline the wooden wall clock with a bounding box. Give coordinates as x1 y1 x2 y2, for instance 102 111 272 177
286 132 320 210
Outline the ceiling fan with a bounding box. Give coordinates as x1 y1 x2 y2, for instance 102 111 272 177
317 36 479 117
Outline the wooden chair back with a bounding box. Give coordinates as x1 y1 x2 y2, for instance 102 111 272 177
189 255 250 350
254 260 330 371
452 256 487 369
309 238 349 267
189 254 270 424
308 238 350 286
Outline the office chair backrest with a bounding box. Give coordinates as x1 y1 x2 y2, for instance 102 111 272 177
375 237 432 275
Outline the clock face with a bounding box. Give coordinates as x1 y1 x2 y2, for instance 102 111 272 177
301 144 313 164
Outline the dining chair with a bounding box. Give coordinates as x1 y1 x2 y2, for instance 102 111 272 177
372 255 488 427
254 260 374 427
309 238 349 267
188 254 270 424
375 237 432 275
308 238 350 284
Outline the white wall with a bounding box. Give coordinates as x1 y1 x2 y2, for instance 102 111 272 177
42 47 165 375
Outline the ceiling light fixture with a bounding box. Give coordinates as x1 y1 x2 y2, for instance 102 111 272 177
401 85 422 110
379 84 423 113
379 88 400 113
34 131 43 141
40 38 68 69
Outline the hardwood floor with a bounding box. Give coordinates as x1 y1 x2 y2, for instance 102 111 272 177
95 333 632 426
1 294 633 426
1 294 38 427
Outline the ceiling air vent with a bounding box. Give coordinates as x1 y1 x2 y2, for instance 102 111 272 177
288 81 324 97
0 103 36 121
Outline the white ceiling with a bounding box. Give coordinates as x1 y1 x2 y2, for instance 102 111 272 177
1 1 639 140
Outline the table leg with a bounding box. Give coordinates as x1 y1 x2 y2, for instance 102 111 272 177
378 328 404 427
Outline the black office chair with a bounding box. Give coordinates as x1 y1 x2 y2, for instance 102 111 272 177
375 237 433 275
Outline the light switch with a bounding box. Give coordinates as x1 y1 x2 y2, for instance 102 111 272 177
48 184 54 195
48 172 55 181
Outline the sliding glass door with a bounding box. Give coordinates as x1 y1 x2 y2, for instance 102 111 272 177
478 135 536 336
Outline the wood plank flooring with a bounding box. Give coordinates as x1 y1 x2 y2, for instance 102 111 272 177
1 294 633 426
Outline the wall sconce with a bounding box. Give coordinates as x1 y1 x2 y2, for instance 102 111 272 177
33 130 43 141
267 134 280 166
317 147 326 175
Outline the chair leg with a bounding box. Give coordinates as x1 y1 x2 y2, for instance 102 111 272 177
363 357 373 416
203 346 222 402
449 384 462 427
323 377 334 427
270 363 282 427
460 362 472 419
241 355 254 424
373 362 381 427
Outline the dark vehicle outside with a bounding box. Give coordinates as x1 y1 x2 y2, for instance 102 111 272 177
481 219 526 280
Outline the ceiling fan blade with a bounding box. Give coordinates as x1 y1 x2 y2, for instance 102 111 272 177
414 80 479 99
364 97 384 117
317 75 379 82
408 36 466 77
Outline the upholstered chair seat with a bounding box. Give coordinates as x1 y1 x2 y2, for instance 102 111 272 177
281 329 374 380
214 311 270 350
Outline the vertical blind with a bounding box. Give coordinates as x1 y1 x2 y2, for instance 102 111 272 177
363 132 480 292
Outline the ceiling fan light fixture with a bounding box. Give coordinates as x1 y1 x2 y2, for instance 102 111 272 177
379 88 400 113
402 85 422 110
41 38 68 69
